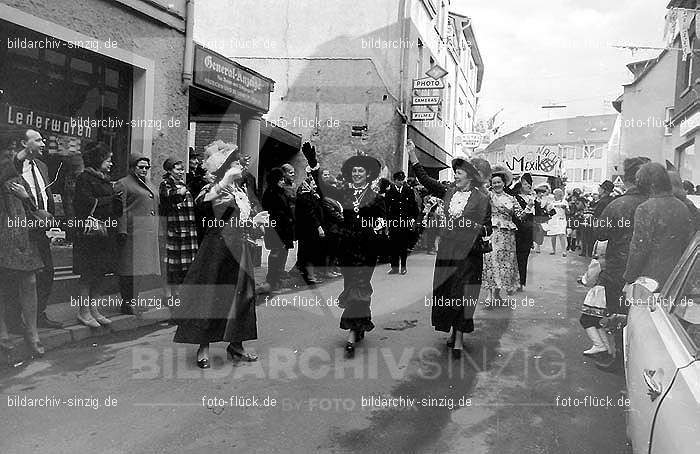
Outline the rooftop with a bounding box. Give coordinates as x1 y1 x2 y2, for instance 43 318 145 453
485 114 618 153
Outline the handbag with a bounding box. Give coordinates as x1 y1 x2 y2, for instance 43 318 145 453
83 199 108 238
474 225 493 254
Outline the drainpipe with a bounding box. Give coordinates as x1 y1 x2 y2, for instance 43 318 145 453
398 0 409 171
182 0 194 92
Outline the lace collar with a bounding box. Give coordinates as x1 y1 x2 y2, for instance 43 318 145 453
448 190 471 218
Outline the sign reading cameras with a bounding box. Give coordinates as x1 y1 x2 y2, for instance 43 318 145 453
502 144 563 176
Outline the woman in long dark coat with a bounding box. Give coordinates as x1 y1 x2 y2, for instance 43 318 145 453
72 142 123 327
173 142 268 368
407 141 492 358
301 143 386 358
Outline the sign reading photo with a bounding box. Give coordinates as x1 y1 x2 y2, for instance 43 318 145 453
502 144 563 176
193 45 272 111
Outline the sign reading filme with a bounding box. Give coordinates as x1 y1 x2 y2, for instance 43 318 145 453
411 111 436 121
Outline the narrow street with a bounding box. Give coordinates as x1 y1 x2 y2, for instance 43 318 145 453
1 251 630 454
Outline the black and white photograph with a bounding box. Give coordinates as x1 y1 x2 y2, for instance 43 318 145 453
1 0 699 452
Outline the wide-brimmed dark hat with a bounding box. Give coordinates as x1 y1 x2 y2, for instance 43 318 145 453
469 157 492 184
341 155 382 181
451 158 482 182
491 164 513 186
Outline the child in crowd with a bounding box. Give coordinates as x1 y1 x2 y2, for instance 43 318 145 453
578 240 612 356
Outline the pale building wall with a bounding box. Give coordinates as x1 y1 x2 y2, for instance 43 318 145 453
619 51 676 169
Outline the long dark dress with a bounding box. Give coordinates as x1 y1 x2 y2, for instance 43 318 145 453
513 193 537 286
412 163 492 333
173 187 257 344
314 171 386 332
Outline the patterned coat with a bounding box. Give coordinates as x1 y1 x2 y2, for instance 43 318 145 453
159 174 198 282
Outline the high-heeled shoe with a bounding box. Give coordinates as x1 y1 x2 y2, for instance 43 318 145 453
344 342 355 358
227 345 258 362
196 347 210 369
25 337 45 357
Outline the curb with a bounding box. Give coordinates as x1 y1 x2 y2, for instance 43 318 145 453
1 307 171 366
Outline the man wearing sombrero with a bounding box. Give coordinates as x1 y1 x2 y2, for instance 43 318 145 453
301 143 387 358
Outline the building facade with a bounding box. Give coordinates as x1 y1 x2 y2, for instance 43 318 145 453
665 0 700 184
194 0 483 180
613 52 677 176
0 0 190 302
484 114 617 192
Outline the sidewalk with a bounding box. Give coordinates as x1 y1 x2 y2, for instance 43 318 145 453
1 245 301 365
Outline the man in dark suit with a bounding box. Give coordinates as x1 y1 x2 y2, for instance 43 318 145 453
14 129 62 329
263 168 295 291
386 171 419 274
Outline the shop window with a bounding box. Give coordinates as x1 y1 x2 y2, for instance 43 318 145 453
45 49 66 66
104 91 120 110
8 45 39 59
1 19 134 269
675 141 695 180
106 67 120 88
70 57 93 73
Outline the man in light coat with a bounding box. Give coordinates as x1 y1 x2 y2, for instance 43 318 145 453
115 155 161 314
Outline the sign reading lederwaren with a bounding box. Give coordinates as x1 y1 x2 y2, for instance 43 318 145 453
193 45 273 111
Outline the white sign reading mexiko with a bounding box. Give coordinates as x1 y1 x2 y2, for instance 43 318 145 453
502 144 563 176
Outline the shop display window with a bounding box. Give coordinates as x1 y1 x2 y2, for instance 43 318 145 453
1 19 133 269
